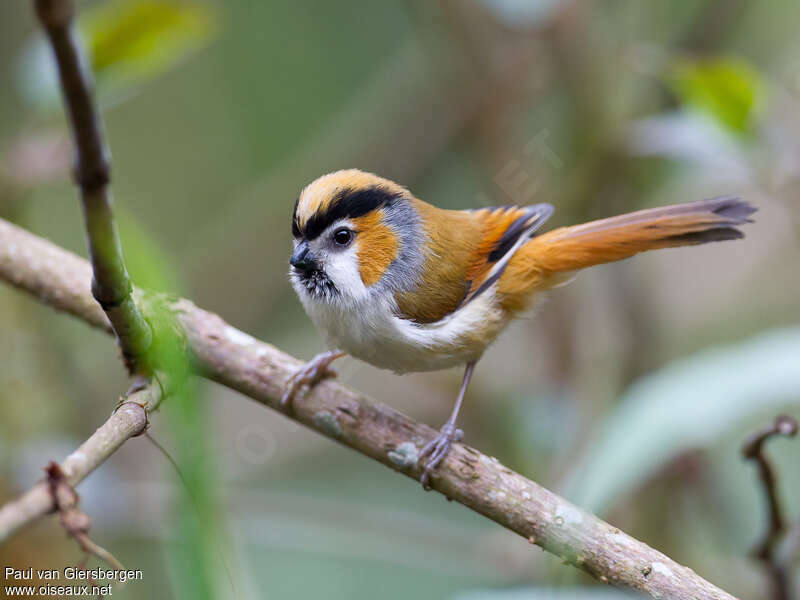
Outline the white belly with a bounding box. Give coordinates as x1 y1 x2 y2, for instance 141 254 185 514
299 290 505 373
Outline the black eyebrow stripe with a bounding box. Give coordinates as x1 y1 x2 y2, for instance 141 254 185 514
303 185 402 240
291 196 301 238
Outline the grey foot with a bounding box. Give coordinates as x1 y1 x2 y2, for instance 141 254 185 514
419 423 463 490
281 353 340 411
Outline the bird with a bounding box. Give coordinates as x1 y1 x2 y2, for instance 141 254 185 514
284 168 755 489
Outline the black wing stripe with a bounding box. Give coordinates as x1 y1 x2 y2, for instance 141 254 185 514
489 210 537 262
463 203 554 306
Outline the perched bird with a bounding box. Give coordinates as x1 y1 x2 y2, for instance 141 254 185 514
285 169 755 488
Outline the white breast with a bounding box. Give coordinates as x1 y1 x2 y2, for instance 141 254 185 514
297 285 506 374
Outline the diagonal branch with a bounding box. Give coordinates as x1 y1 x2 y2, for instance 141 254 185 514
33 0 151 371
0 218 737 599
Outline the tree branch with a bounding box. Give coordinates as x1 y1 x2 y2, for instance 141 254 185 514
0 218 737 599
33 0 152 371
0 384 160 541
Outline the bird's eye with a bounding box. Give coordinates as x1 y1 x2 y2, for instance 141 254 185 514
332 228 353 246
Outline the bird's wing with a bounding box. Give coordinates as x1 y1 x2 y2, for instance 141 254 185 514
459 204 553 308
393 202 553 323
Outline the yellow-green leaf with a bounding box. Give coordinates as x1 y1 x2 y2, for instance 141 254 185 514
18 0 217 110
82 0 217 92
668 57 763 135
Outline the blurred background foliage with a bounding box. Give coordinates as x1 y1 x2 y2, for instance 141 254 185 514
1 0 799 598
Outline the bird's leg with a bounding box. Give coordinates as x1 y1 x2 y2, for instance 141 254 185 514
281 350 346 411
419 361 475 490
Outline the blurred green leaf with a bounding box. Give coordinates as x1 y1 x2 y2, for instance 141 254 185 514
563 328 800 513
668 57 763 134
84 0 216 92
18 0 217 110
118 209 225 599
118 207 178 292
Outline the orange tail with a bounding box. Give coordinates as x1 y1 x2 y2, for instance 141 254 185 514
529 196 754 273
498 196 755 311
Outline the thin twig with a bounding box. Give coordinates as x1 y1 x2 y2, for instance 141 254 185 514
742 414 799 600
0 219 738 599
33 0 151 371
0 384 160 542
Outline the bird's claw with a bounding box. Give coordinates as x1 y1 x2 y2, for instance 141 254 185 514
281 353 339 412
419 423 463 490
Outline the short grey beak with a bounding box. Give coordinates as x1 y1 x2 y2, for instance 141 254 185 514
290 241 316 271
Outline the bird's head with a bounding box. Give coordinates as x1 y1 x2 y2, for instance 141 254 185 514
289 169 424 305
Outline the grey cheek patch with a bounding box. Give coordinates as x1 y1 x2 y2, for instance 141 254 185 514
376 199 426 295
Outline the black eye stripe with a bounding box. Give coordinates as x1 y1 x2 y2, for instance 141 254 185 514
299 185 402 240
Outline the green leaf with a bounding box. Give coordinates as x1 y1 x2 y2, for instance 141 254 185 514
18 0 217 110
668 57 763 134
83 0 217 93
563 328 800 513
